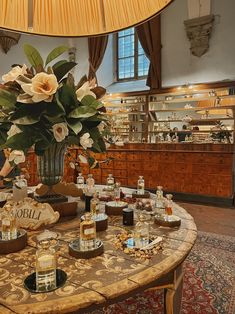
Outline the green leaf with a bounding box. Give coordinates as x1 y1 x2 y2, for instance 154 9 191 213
58 84 77 109
67 119 82 135
81 95 103 109
4 132 35 150
53 61 77 82
45 46 68 66
68 106 97 119
66 135 80 146
24 44 44 70
12 116 39 125
0 89 16 109
52 60 67 70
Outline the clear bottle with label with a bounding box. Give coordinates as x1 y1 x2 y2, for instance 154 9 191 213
86 174 95 189
106 174 114 190
137 176 145 195
1 205 17 240
77 173 85 189
80 213 96 251
90 192 99 218
36 240 56 292
134 214 149 249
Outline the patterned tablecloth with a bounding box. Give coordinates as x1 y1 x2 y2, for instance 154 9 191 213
0 188 197 314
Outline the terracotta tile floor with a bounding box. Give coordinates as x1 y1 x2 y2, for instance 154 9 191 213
178 202 235 237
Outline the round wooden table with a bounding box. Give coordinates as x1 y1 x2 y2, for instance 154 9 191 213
0 188 197 314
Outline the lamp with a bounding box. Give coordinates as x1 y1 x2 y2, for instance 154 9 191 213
0 0 174 37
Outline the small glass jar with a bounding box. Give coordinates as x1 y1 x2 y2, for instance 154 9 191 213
106 174 115 190
165 194 173 219
1 204 17 240
134 214 149 249
77 173 85 189
86 174 95 189
36 240 56 292
90 192 100 218
156 186 164 208
137 176 145 195
80 213 96 251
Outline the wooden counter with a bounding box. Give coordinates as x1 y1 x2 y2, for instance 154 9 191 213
24 143 234 204
85 144 234 204
0 192 197 314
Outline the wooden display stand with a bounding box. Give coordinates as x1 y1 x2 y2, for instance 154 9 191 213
132 191 150 199
105 201 128 216
0 229 27 254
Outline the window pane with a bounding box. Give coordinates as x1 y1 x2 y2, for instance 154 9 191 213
118 57 134 79
138 54 149 76
118 28 134 37
118 35 134 58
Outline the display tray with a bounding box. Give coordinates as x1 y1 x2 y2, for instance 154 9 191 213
0 229 27 254
34 194 68 204
154 214 181 227
105 201 128 216
81 214 108 232
24 269 67 293
132 191 150 199
69 239 104 259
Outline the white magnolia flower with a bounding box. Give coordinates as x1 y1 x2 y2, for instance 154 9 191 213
21 72 58 103
2 64 27 82
52 123 69 142
76 81 96 102
7 125 22 139
80 133 94 149
8 150 25 165
78 154 88 164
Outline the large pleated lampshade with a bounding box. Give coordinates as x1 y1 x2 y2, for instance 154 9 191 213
0 0 174 37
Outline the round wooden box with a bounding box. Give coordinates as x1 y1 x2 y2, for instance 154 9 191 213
0 229 27 254
154 214 181 227
69 239 104 259
105 201 128 216
132 191 150 199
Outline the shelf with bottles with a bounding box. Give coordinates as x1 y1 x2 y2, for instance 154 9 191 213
148 117 233 123
148 104 235 113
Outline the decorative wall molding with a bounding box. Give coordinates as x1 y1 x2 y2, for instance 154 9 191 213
184 14 214 57
0 30 21 54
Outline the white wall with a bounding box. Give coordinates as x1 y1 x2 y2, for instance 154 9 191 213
161 0 235 87
0 33 113 88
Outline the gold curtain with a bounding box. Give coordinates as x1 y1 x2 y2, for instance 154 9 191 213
0 0 174 37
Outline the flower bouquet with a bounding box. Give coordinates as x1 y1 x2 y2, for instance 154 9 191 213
0 45 110 185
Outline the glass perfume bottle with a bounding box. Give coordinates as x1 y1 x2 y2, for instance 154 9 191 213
165 194 173 219
86 174 95 189
13 176 25 202
134 214 149 249
1 205 17 240
20 175 28 199
156 186 164 208
90 192 99 218
77 173 85 189
36 240 56 292
137 176 145 195
106 174 114 190
80 213 96 251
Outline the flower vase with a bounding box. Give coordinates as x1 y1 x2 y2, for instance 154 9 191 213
36 142 68 203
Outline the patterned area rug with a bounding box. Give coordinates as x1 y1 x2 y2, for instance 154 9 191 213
90 231 235 314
